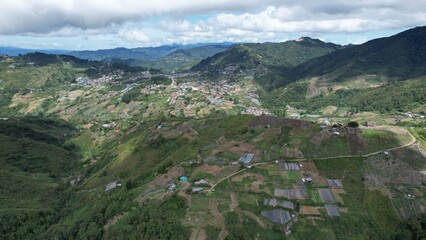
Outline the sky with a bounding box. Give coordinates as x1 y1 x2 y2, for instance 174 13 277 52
0 0 425 50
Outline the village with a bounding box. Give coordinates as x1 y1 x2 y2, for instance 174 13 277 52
103 148 347 237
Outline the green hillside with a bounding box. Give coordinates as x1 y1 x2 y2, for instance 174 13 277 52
0 27 425 240
256 26 426 114
263 76 426 115
0 117 79 211
290 26 426 83
0 114 423 239
192 38 342 80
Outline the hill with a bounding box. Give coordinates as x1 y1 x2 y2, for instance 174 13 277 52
1 113 423 239
262 76 426 116
191 37 342 87
0 27 425 240
255 26 426 115
288 26 426 84
0 117 79 211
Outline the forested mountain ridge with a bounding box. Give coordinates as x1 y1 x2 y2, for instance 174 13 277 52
290 26 426 83
192 38 342 75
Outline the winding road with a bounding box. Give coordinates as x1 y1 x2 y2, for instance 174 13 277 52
208 126 418 192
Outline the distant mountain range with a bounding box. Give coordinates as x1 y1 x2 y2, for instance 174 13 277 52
67 43 233 62
0 46 69 56
134 45 230 71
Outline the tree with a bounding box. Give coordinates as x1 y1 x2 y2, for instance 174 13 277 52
347 121 359 128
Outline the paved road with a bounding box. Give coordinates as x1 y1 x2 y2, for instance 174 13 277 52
208 126 417 192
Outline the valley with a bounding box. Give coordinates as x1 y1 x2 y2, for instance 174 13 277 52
0 26 425 240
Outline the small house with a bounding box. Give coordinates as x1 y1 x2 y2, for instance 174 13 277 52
191 187 203 193
239 153 255 165
326 179 343 188
105 181 120 192
194 179 209 185
302 178 312 183
168 182 176 191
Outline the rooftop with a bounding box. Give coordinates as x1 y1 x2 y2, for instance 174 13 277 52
239 153 255 165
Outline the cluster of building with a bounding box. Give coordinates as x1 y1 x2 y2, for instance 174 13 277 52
75 71 124 86
241 106 272 116
403 112 425 119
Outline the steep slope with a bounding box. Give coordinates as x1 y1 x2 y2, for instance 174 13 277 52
257 26 426 115
0 118 79 211
291 26 426 82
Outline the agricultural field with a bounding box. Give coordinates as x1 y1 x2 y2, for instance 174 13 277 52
0 54 425 239
90 114 420 239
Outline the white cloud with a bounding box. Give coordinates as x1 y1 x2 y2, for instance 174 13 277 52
0 0 425 48
119 29 150 42
0 0 276 34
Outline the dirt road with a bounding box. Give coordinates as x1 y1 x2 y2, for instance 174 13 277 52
208 126 417 192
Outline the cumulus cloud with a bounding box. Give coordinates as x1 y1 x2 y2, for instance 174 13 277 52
152 3 426 44
0 0 425 48
119 29 150 42
0 0 276 34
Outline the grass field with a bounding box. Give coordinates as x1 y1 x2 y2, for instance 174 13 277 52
361 129 401 153
286 170 302 179
192 194 211 212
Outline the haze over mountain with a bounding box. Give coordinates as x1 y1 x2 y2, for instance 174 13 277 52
0 46 69 56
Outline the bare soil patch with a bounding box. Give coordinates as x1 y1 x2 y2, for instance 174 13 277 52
145 166 184 189
331 188 346 204
261 127 281 138
230 192 243 220
310 129 332 145
283 146 304 159
301 161 327 186
322 105 338 115
103 213 128 231
300 206 322 215
193 164 223 175
210 200 228 240
68 90 84 99
229 143 258 157
345 127 364 154
178 186 192 208
339 207 349 213
212 141 258 159
308 77 322 98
